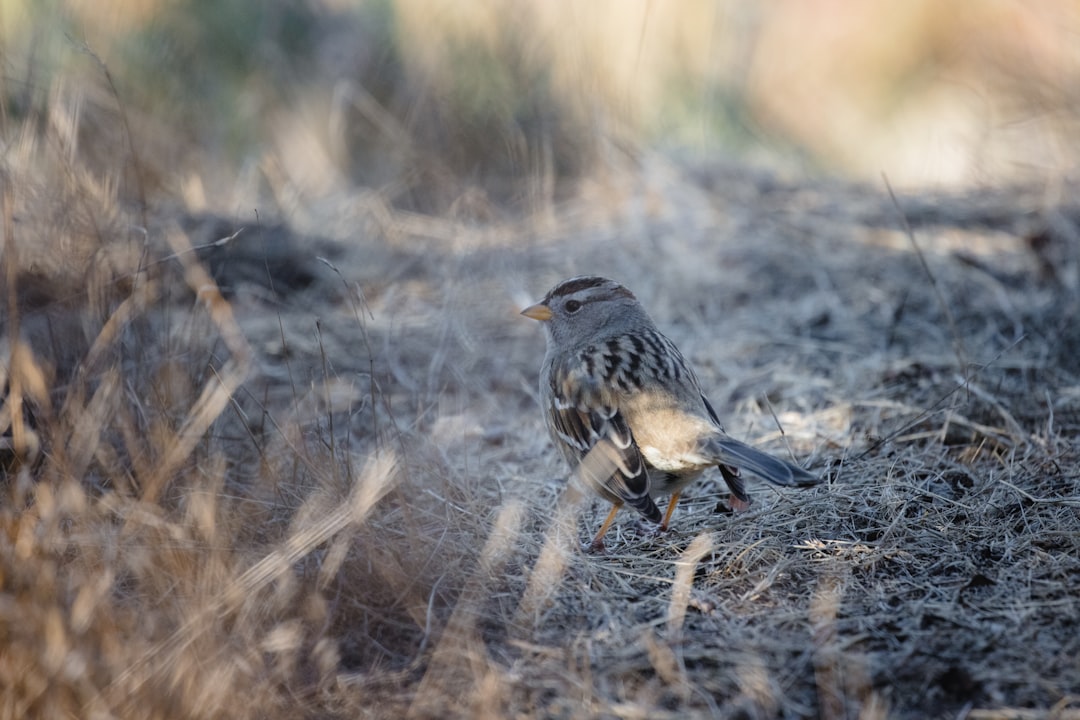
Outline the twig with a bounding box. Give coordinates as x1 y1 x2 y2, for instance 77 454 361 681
858 335 1026 458
997 479 1080 507
762 394 801 464
71 36 149 230
883 174 968 373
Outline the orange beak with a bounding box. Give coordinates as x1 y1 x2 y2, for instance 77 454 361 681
520 302 552 321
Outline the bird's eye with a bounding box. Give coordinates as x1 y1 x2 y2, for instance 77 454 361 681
565 300 583 313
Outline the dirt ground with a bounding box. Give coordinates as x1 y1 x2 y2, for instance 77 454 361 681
2 152 1079 719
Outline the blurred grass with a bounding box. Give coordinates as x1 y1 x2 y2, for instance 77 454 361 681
2 0 1076 211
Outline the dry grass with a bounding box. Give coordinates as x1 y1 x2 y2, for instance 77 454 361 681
3 113 1080 718
2 4 1080 720
12 1 1080 203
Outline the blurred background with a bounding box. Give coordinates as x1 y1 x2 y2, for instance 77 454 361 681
4 0 1078 217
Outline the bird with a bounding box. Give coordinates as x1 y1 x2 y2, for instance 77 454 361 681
521 275 819 549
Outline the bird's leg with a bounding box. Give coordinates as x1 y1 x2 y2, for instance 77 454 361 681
660 491 682 531
589 504 622 551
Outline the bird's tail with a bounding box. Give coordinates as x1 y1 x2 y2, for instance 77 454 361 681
708 435 819 488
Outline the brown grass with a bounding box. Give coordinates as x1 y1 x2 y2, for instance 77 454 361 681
2 5 1080 720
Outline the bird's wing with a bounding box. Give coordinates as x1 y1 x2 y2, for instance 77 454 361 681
549 363 661 523
700 393 726 432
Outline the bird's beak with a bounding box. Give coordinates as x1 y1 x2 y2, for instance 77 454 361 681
520 302 552 321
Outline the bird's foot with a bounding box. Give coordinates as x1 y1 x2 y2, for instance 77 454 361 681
715 495 752 514
634 518 669 539
583 538 608 554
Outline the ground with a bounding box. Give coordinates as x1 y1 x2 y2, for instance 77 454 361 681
1 151 1079 719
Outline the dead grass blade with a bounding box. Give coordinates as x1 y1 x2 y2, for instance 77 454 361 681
513 483 584 628
666 531 713 638
884 174 968 371
136 226 253 503
409 500 524 718
106 453 399 707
